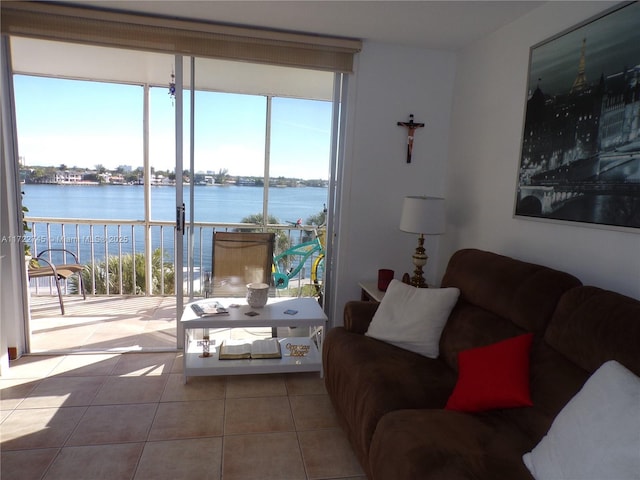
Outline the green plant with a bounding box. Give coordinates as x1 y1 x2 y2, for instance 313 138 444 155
71 248 174 295
21 191 37 267
237 213 291 256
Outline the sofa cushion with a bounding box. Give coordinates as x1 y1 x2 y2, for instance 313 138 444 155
503 286 640 446
365 280 460 358
438 250 581 373
323 327 457 472
370 409 537 480
544 286 640 376
523 360 640 480
441 249 581 333
446 333 533 412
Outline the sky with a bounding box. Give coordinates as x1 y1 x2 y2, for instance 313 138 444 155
14 75 333 180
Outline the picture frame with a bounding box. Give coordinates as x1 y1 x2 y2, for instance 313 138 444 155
514 2 640 231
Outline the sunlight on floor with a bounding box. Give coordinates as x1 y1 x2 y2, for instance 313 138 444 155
28 296 276 354
29 296 179 353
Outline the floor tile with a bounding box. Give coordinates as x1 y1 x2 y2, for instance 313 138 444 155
80 332 145 351
0 378 40 410
20 376 106 408
225 373 287 398
112 352 177 376
224 396 294 435
48 354 120 376
92 375 168 405
137 325 177 349
0 406 86 450
285 372 327 396
298 428 364 479
222 432 306 480
149 400 224 441
5 355 65 379
66 403 157 445
161 373 226 402
18 298 368 480
171 353 184 373
30 324 97 352
134 437 222 480
81 319 143 351
43 443 144 480
0 447 60 480
290 394 339 430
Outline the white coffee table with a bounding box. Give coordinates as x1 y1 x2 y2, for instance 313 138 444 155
181 297 327 383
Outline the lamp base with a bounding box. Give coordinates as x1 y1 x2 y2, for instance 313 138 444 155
410 234 429 288
410 271 428 288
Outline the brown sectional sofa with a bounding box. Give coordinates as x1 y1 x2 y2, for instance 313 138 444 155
323 249 640 479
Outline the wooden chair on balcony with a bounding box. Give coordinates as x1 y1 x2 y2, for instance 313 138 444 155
210 231 275 298
28 249 86 315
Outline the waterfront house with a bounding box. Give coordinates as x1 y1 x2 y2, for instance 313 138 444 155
2 1 638 363
54 170 84 184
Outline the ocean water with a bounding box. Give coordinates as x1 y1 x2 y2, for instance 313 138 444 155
22 184 328 270
22 184 328 224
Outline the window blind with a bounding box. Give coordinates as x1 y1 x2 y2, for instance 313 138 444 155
0 1 362 73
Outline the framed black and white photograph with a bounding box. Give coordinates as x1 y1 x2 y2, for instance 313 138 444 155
515 1 640 230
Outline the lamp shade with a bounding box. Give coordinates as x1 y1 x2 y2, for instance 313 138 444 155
399 196 445 234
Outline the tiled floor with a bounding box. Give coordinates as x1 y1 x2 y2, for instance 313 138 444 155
28 295 180 353
7 295 364 479
1 353 366 480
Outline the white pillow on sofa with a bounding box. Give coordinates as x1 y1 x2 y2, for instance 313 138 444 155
365 279 460 358
522 360 640 480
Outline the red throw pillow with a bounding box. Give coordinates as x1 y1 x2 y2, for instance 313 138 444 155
445 333 534 412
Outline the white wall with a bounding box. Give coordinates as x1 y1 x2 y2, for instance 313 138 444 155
442 1 640 300
331 41 456 324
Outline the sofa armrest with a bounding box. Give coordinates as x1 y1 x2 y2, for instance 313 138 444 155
344 301 379 334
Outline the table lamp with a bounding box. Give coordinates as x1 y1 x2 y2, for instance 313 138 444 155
399 196 445 288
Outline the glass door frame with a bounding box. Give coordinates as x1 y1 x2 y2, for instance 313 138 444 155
174 55 186 349
174 57 349 349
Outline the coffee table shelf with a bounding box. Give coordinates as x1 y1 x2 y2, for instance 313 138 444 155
181 297 327 382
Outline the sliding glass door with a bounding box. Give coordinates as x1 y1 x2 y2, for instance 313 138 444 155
177 56 342 342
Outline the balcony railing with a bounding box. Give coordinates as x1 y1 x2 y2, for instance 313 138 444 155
25 217 323 298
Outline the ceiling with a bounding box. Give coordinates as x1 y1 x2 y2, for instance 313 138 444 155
73 0 545 51
11 1 545 101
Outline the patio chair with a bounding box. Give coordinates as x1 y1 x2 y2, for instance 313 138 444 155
211 231 275 297
28 248 86 315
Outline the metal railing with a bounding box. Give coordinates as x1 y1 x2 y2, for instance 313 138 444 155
25 217 322 297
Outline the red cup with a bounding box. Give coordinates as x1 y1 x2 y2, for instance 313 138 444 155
378 269 394 291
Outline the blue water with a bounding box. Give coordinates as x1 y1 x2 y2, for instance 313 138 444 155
22 184 327 224
22 184 328 271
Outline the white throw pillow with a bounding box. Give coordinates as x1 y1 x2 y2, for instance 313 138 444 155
523 360 640 480
365 279 460 358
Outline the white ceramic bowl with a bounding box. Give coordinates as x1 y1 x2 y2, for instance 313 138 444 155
246 282 269 308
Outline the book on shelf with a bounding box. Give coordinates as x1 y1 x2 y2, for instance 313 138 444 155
218 338 282 360
191 301 229 317
283 338 312 357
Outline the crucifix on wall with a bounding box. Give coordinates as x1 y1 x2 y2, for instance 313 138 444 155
397 114 425 163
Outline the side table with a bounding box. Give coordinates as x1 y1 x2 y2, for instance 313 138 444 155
358 281 386 302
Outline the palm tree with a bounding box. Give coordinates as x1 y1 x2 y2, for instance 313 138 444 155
237 213 290 256
214 168 229 185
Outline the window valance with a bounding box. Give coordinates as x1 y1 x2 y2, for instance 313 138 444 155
1 1 362 73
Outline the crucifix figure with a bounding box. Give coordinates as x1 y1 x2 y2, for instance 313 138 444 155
397 114 425 163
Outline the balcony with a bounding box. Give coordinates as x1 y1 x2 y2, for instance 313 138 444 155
26 218 324 353
26 217 323 295
29 295 179 353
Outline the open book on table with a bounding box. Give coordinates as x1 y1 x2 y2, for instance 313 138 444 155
191 301 229 317
219 338 282 360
